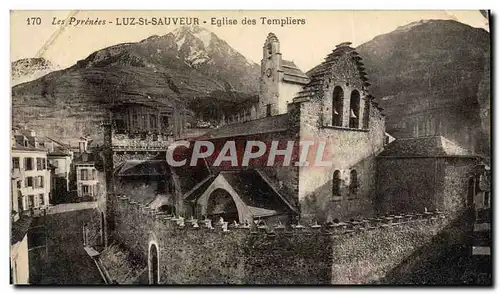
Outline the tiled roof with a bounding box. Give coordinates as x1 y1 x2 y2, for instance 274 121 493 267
281 59 309 85
221 169 297 216
199 114 290 140
378 136 479 157
11 216 32 245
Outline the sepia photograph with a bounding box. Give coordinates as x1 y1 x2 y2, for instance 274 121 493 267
9 9 492 285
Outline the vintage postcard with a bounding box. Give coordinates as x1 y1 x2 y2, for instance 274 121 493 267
10 10 491 285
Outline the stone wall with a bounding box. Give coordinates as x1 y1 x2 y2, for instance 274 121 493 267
106 194 467 285
376 157 441 214
297 95 385 221
376 156 479 216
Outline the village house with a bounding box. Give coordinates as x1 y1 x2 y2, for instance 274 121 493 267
11 130 51 212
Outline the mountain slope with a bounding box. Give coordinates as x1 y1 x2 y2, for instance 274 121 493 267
12 57 59 86
11 26 260 141
356 19 490 155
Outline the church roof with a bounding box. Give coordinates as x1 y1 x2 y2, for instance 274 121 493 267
280 60 310 85
378 136 481 158
293 42 374 105
199 113 290 140
221 169 297 216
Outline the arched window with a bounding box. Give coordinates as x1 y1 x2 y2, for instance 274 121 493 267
149 243 159 284
349 170 359 195
332 87 344 127
332 170 341 197
349 90 360 128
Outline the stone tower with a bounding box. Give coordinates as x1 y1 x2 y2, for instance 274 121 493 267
259 33 282 118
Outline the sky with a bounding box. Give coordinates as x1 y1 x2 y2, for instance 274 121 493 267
10 10 489 72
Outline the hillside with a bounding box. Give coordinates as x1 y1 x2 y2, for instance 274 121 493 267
12 57 60 86
11 26 260 141
355 19 490 155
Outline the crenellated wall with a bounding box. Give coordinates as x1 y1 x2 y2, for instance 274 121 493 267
101 193 467 285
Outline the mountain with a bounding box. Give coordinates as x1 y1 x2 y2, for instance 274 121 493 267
356 19 490 155
11 26 260 141
12 58 59 86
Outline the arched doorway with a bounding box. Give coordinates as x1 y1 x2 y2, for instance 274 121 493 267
148 243 159 284
206 189 239 223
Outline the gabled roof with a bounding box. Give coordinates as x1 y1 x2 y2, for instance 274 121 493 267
280 59 309 85
294 42 374 105
199 113 290 140
378 136 480 158
220 169 297 216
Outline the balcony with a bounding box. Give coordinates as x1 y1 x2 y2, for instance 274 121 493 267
111 133 174 151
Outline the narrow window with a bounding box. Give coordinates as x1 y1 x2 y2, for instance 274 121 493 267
150 114 158 131
25 158 34 171
266 104 272 117
332 170 341 197
349 170 359 196
467 177 475 207
36 158 43 170
26 177 33 188
38 194 44 206
484 192 490 208
28 195 34 208
349 90 360 128
12 157 20 169
149 244 160 284
332 87 344 127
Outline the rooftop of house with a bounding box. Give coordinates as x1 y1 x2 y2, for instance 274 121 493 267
11 216 32 245
378 136 480 158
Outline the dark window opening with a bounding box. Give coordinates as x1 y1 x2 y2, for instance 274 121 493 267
150 115 158 131
349 170 359 196
332 87 344 127
484 192 490 207
12 157 20 169
332 170 341 197
266 104 272 117
467 177 475 207
25 158 34 171
149 244 159 284
26 177 33 188
114 119 126 133
349 90 360 128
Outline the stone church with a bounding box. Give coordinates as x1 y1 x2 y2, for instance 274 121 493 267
100 32 487 233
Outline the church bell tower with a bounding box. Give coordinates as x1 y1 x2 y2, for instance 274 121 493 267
259 33 282 118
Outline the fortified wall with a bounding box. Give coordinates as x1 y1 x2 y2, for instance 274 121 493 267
92 193 471 284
